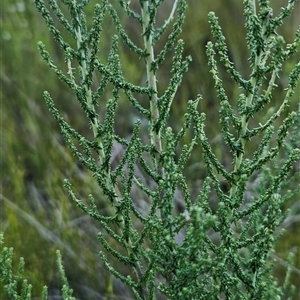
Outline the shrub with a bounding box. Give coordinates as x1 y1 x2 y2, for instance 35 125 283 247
1 0 299 299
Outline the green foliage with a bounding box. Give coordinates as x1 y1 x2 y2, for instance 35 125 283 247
0 234 75 300
1 0 299 299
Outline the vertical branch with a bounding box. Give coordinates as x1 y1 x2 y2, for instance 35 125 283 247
141 1 163 171
72 3 119 203
230 2 273 197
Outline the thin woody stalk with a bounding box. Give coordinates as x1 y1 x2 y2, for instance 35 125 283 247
72 5 120 206
141 1 163 166
230 5 274 197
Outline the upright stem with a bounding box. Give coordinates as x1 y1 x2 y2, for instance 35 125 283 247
252 0 256 15
141 1 174 287
74 20 120 206
141 1 163 169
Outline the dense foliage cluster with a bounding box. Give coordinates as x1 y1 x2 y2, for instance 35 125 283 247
1 0 299 299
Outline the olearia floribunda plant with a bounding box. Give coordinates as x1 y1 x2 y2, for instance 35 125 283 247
1 0 300 299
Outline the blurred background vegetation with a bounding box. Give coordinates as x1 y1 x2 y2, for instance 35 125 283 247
1 0 299 299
